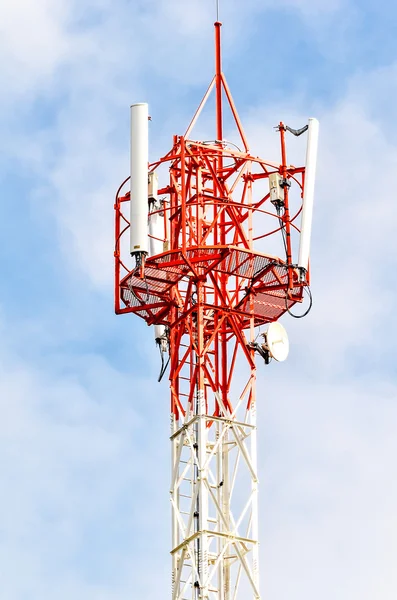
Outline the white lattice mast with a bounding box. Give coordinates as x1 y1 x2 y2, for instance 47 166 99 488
170 337 260 600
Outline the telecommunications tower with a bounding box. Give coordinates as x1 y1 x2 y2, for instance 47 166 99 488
114 17 318 600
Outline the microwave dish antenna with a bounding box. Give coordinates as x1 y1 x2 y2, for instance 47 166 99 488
262 322 290 362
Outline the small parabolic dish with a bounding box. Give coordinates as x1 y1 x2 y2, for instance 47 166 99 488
264 322 289 362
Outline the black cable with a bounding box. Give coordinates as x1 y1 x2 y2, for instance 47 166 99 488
127 275 150 306
157 342 164 380
286 285 313 319
157 329 171 382
276 206 288 260
158 354 170 382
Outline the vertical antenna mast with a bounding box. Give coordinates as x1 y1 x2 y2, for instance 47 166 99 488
114 8 318 600
215 20 223 142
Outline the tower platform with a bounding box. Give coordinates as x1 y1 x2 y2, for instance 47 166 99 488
118 245 304 328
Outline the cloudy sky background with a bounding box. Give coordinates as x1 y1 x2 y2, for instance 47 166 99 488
1 0 397 598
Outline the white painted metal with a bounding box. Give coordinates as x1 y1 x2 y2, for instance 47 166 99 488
148 202 163 257
130 103 149 255
170 357 260 600
298 117 319 274
250 400 259 595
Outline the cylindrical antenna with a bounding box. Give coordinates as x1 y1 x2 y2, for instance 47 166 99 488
298 117 319 276
130 103 149 256
216 0 220 21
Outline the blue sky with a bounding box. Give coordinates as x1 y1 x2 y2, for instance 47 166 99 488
1 0 397 598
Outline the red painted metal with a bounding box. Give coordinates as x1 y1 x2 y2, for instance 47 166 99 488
114 23 309 418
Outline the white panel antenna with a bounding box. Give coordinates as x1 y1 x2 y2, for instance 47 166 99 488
298 117 319 278
148 173 167 344
148 173 163 257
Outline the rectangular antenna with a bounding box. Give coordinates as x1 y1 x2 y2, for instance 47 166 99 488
298 117 319 275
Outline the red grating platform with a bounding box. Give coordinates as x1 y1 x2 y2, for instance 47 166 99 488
118 246 304 328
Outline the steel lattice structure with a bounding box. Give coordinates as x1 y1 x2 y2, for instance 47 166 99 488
114 21 315 600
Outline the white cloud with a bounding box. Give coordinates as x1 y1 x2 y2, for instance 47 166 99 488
259 377 397 600
0 309 172 598
0 0 72 97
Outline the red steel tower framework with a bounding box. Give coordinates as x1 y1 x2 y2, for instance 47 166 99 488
114 20 318 600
